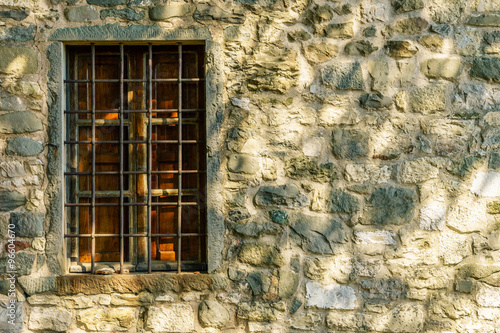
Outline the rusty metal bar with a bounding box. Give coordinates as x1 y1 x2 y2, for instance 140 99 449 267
64 140 201 144
65 170 203 176
64 108 205 114
178 43 183 274
147 43 153 273
65 78 204 83
65 202 199 207
65 233 205 238
119 44 125 274
90 43 96 274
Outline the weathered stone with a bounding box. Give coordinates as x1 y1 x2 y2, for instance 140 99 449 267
238 243 285 267
0 161 26 178
278 270 298 298
360 278 406 301
228 154 259 174
231 221 280 237
468 13 500 27
477 283 500 307
345 41 378 56
285 157 335 182
9 212 44 237
87 0 126 6
359 93 393 109
65 6 99 22
470 57 500 83
419 204 447 230
391 17 428 35
487 201 500 214
6 137 43 156
6 82 41 97
364 26 377 37
398 158 439 183
247 272 270 296
198 300 229 328
328 189 360 214
305 256 353 284
392 0 424 13
470 172 500 197
386 40 418 58
306 282 358 309
303 5 334 25
447 200 487 232
419 34 445 52
365 187 415 225
354 230 396 245
29 307 72 332
318 22 354 39
237 301 285 321
290 312 322 330
421 58 463 80
345 164 391 184
303 43 338 63
0 301 22 333
432 24 452 35
101 8 145 20
269 210 289 225
0 25 35 42
410 85 447 113
403 267 453 289
439 233 471 264
149 4 190 20
455 26 482 56
333 3 352 15
288 29 311 42
0 252 35 276
0 9 29 21
291 213 349 254
76 307 136 331
447 155 483 178
146 305 194 332
0 191 26 212
321 61 364 90
193 4 244 24
483 129 500 148
0 47 37 74
429 0 468 24
367 303 424 332
456 280 473 293
0 112 43 134
332 129 369 159
0 96 23 112
18 276 57 295
254 184 308 209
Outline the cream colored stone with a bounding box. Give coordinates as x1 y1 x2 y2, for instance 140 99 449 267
304 256 353 284
439 233 471 264
146 305 194 332
345 164 392 184
447 200 487 232
306 282 358 309
398 158 439 183
32 238 46 251
76 307 137 331
419 204 447 231
29 307 72 332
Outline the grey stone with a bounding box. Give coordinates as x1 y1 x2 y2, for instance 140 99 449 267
149 4 191 20
211 274 228 291
359 278 406 301
392 0 424 13
0 252 35 276
36 254 45 271
0 96 23 111
254 184 309 209
288 29 311 42
0 47 38 74
51 0 79 4
386 40 418 58
490 151 500 169
279 270 298 298
228 267 246 281
470 57 500 83
0 111 43 134
391 17 428 35
333 4 352 15
231 221 280 237
365 187 415 225
227 154 259 174
0 9 29 21
468 13 500 27
29 307 72 332
364 26 377 37
100 8 145 20
317 22 354 39
87 0 127 6
6 137 43 156
321 61 364 89
238 243 285 267
485 31 500 45
328 189 360 214
193 4 244 24
0 191 26 212
64 6 98 22
247 272 270 295
446 154 483 178
483 130 500 148
285 157 336 182
10 212 44 237
345 41 378 56
0 302 22 333
198 300 230 328
290 298 302 314
432 24 452 35
332 129 369 159
303 5 334 25
228 208 251 222
456 280 473 293
359 93 393 109
0 25 35 41
421 58 462 79
237 301 284 321
18 276 57 295
269 210 289 225
290 213 349 254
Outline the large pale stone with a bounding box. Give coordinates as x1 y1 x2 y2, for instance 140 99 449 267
0 111 43 134
227 154 259 174
368 60 392 92
439 233 471 264
29 307 72 332
477 283 500 307
146 305 194 332
410 85 447 113
367 303 425 332
345 164 392 184
305 256 353 284
77 307 137 331
431 293 474 319
198 300 229 328
64 6 98 22
0 47 37 74
0 161 25 178
290 312 322 330
470 172 500 197
305 282 358 309
10 212 44 237
354 230 396 245
0 0 36 9
419 204 447 230
421 58 463 80
303 43 338 63
321 62 364 90
398 158 439 183
149 4 191 20
447 200 487 232
238 243 285 267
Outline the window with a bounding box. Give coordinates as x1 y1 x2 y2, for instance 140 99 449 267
64 44 207 273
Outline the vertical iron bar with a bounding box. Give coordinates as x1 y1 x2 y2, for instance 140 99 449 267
91 44 96 274
195 51 201 263
119 44 124 273
148 44 153 273
177 43 183 273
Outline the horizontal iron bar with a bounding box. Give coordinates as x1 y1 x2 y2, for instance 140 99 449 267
65 170 203 176
65 109 204 114
65 140 202 144
65 233 205 238
65 202 199 207
65 78 204 83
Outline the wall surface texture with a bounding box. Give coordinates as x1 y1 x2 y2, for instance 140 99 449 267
1 0 500 332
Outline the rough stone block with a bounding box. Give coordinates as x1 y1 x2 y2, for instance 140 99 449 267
64 6 98 22
439 233 471 264
421 58 463 79
198 300 229 328
146 305 194 332
398 158 439 183
0 9 29 21
318 22 354 38
471 172 500 197
321 61 364 90
392 0 424 13
360 278 406 301
278 270 298 298
29 307 72 332
285 157 335 182
332 129 369 159
419 204 447 231
149 4 191 20
9 212 44 237
290 312 322 330
470 57 500 82
0 190 26 212
447 200 487 232
6 137 43 156
0 302 22 333
345 164 392 183
238 243 285 267
100 8 145 21
76 307 137 331
328 189 360 214
303 43 338 63
391 17 428 35
254 184 309 208
0 25 35 42
386 40 418 58
86 0 127 6
359 93 393 109
364 187 415 225
237 301 285 321
0 111 43 134
345 41 378 56
227 154 259 174
0 161 26 178
354 230 396 245
477 283 500 307
303 5 334 25
193 4 244 24
468 13 500 27
306 282 358 309
409 84 447 113
0 47 37 74
367 303 424 332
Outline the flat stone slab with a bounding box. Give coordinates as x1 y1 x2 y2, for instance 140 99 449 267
306 281 358 309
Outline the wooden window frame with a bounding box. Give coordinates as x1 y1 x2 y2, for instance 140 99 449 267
64 43 207 274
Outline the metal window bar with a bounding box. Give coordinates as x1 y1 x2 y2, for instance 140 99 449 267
65 44 206 274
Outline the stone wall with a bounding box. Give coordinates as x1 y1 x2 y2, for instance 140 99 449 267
0 0 500 332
